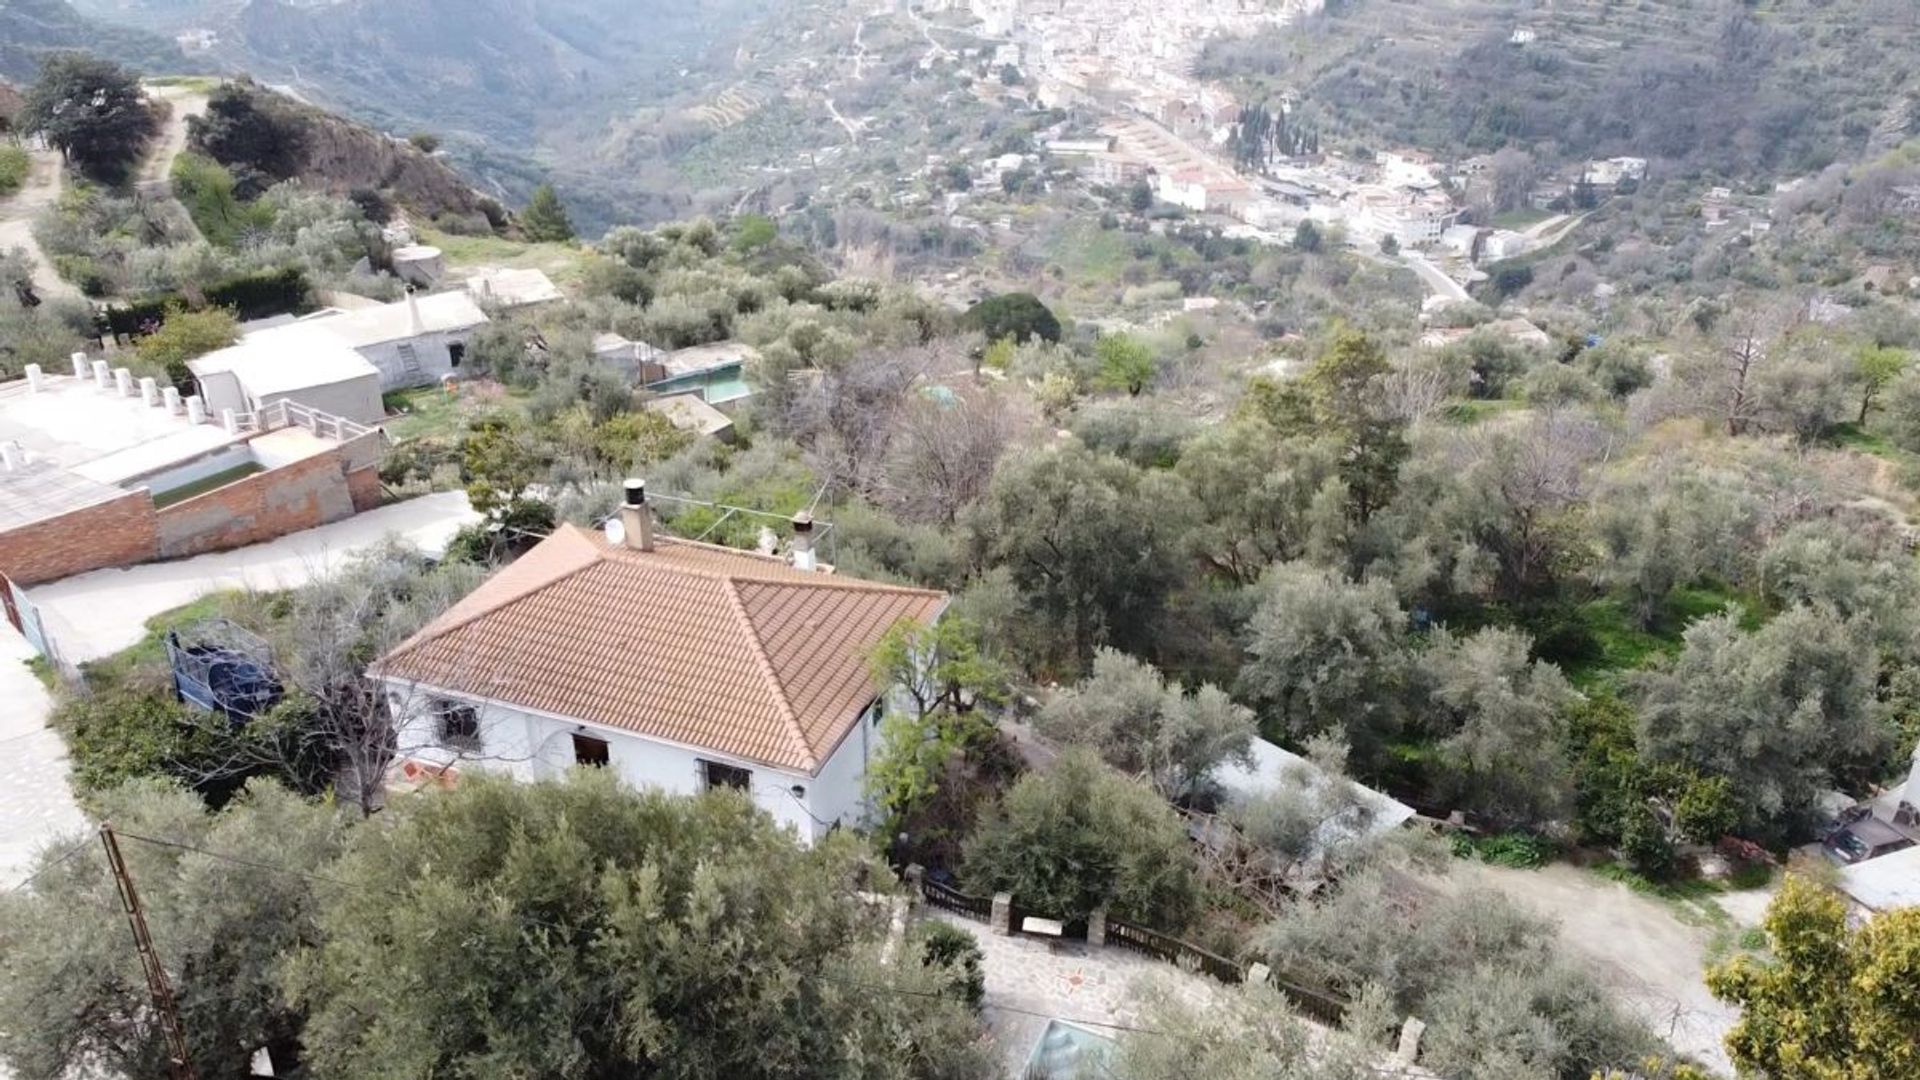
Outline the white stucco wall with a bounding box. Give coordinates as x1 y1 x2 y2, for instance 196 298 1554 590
255 373 385 426
381 679 871 844
356 329 476 390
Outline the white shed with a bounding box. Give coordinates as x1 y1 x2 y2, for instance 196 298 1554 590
189 336 386 425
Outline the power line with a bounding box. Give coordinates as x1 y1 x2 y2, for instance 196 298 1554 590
2 835 95 895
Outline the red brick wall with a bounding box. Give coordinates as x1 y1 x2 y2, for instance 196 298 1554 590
347 465 383 513
0 491 160 586
156 445 358 559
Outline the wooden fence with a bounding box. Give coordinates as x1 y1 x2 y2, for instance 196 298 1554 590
920 876 994 921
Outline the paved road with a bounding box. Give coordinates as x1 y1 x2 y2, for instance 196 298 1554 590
1403 251 1471 304
0 493 477 891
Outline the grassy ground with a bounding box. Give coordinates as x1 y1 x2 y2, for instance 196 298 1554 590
383 382 529 442
79 590 274 692
415 227 593 288
1493 207 1554 230
151 463 266 509
1563 584 1762 688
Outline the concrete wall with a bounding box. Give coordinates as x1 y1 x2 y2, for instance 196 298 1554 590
383 679 862 845
0 490 160 586
255 373 384 426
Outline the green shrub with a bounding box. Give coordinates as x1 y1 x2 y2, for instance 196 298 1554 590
918 921 986 1009
0 144 28 196
1451 830 1556 869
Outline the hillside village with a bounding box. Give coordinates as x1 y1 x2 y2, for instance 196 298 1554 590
4 3 1920 1080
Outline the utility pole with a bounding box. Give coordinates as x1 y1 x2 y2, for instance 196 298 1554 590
100 823 199 1080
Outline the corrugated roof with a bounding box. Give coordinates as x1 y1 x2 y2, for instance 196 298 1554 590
375 525 945 773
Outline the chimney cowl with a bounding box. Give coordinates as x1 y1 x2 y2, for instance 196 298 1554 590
618 477 655 552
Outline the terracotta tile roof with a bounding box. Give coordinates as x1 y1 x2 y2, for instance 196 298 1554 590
375 525 946 773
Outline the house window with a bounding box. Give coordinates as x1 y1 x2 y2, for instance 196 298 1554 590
701 759 752 792
448 342 466 369
433 700 480 750
572 733 610 768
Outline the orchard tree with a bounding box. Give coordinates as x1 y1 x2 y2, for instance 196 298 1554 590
1709 874 1920 1080
962 749 1200 928
1633 605 1886 832
1174 418 1346 585
1853 343 1908 424
966 443 1191 673
134 304 238 388
0 782 351 1080
962 291 1061 345
1419 626 1576 828
23 53 158 183
1238 561 1410 764
287 771 995 1079
1035 648 1255 801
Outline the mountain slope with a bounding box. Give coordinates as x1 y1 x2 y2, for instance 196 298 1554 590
1199 0 1920 177
0 0 182 82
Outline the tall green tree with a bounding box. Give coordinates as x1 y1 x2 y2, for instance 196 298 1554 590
961 292 1061 345
1238 561 1410 763
1709 874 1920 1080
967 443 1191 673
286 771 995 1080
1855 343 1910 425
23 53 158 184
1633 605 1886 833
519 182 576 242
1303 327 1407 522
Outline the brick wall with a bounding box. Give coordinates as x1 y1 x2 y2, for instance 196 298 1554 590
347 465 383 513
156 444 358 559
0 491 160 586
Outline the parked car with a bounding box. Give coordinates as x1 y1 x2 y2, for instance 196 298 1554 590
1822 816 1916 865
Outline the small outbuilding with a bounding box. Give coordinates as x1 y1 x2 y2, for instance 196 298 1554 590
190 336 385 426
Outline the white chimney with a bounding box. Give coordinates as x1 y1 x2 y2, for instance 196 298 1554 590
24 364 42 392
113 368 134 397
619 478 655 553
790 512 817 572
92 360 111 390
71 352 88 378
139 377 159 406
0 443 19 472
162 387 182 414
405 285 425 336
221 408 240 434
186 395 206 425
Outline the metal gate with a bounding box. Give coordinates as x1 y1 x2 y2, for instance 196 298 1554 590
2 573 77 683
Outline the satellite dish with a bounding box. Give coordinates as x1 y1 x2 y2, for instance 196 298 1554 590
604 518 626 545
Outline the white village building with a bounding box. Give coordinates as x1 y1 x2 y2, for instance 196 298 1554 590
371 484 947 843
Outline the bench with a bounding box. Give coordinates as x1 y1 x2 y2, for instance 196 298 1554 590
1021 916 1068 951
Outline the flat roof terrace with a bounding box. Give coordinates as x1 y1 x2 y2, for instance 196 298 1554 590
0 373 240 484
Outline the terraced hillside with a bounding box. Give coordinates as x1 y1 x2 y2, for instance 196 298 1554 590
1200 0 1920 176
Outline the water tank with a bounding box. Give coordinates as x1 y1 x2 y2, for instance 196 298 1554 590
392 244 446 288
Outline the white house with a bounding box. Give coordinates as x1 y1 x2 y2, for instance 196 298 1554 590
371 485 947 843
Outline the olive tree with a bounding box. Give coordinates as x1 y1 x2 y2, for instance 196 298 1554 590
962 749 1200 928
1633 604 1886 832
1418 626 1577 828
0 781 351 1080
1035 648 1255 801
1238 562 1410 764
287 771 995 1080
